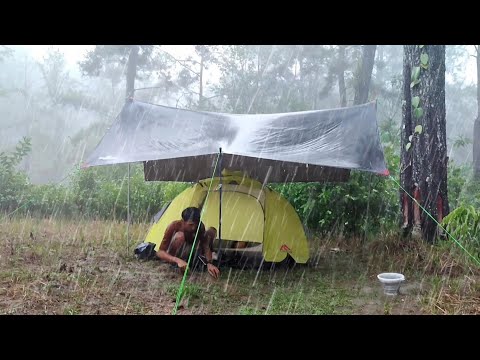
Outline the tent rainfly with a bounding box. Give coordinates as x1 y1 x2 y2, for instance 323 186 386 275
83 99 389 183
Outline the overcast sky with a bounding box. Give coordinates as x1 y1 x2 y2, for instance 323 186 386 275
16 45 191 68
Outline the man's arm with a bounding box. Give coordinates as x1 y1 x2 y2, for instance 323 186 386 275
201 228 217 262
156 222 186 268
156 248 185 266
201 228 220 278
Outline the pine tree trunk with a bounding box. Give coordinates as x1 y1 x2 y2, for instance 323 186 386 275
199 55 204 109
23 57 31 174
126 45 139 99
376 46 384 85
401 45 449 243
354 45 376 105
475 117 480 179
400 51 413 233
474 46 480 179
338 45 347 107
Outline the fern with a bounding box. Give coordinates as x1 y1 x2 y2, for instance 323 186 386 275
442 206 480 250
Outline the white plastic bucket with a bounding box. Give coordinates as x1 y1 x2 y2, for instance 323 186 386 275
377 273 405 295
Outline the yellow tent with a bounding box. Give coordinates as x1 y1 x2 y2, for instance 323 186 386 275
145 171 309 264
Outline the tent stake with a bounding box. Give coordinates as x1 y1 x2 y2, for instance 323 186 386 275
217 148 223 265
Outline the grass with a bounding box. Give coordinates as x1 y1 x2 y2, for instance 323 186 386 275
0 215 479 314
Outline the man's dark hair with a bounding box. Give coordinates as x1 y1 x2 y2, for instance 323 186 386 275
181 207 201 223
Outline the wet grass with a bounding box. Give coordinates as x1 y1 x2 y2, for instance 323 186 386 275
0 216 479 314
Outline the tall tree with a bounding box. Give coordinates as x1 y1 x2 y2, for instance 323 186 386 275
337 45 347 107
353 45 377 105
79 45 156 99
0 46 12 62
125 45 139 98
474 45 480 179
151 45 220 110
38 47 68 105
214 45 337 113
0 46 13 97
401 45 449 242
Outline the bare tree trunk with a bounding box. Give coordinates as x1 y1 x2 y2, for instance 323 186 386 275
401 45 449 243
126 45 139 99
338 45 347 107
474 46 480 179
376 45 384 85
199 54 204 109
23 56 31 174
475 118 479 178
353 45 377 105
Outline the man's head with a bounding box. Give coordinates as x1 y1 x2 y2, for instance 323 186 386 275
181 207 201 233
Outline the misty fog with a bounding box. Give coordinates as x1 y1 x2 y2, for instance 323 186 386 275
0 45 476 184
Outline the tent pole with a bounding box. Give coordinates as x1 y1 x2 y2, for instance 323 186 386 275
127 163 131 254
217 148 223 265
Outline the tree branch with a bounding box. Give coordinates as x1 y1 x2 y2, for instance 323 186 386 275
157 48 200 77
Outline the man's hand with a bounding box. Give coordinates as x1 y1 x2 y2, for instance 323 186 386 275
176 259 188 273
207 263 220 279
